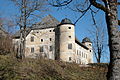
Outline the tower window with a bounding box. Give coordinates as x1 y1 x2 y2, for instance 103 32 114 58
50 46 53 51
50 38 52 41
40 46 44 52
49 30 52 32
41 39 43 42
31 36 34 42
69 57 72 61
68 44 72 49
31 47 34 53
69 36 71 38
68 27 71 29
90 50 91 52
89 44 91 46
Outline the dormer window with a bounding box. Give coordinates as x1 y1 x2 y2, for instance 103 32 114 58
89 44 91 46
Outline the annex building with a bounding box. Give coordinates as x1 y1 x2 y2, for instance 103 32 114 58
13 15 93 64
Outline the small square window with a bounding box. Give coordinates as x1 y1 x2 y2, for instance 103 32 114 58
50 38 52 41
68 27 71 29
68 44 72 49
41 39 43 42
69 36 71 38
40 46 44 52
31 47 34 53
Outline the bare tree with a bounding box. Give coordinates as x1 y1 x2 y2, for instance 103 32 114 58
48 0 120 79
89 22 106 63
0 17 14 55
11 0 49 59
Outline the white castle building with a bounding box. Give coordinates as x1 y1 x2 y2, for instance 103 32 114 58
13 15 93 64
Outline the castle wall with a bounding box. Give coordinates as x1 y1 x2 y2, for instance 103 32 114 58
25 28 55 59
75 43 89 64
13 16 93 64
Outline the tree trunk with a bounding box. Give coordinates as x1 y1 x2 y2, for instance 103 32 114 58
106 0 120 80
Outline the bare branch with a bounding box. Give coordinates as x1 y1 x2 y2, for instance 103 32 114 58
49 0 73 7
117 2 120 5
89 0 110 13
74 4 91 24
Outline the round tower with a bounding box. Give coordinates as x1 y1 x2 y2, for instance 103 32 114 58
58 18 75 62
82 37 93 63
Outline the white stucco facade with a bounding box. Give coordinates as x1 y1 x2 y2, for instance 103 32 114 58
13 15 93 64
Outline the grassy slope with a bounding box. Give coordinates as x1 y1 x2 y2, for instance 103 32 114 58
0 55 107 80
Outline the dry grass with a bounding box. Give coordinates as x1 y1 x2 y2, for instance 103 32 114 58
0 54 108 80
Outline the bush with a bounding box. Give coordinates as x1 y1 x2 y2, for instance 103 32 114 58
0 36 13 55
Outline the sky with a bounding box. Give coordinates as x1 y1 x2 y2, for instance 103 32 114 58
1 0 118 63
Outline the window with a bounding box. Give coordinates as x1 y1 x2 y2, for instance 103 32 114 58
89 44 91 46
69 57 72 61
68 27 71 29
90 50 91 52
82 52 83 57
49 30 52 32
50 46 52 51
79 51 81 56
86 54 87 58
40 46 44 52
68 44 72 49
69 36 71 38
50 38 52 41
41 39 43 42
77 50 79 55
31 36 34 42
31 47 34 53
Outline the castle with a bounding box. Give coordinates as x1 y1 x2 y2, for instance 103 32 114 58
13 15 93 64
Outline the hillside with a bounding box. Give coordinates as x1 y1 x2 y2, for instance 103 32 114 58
0 54 108 80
